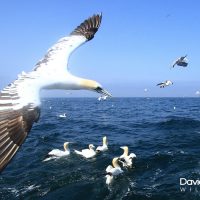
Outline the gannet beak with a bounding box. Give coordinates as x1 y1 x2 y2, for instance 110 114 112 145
95 87 112 97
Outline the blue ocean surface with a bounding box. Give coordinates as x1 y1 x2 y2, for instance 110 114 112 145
1 98 200 200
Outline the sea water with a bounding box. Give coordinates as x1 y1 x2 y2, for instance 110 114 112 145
1 98 200 200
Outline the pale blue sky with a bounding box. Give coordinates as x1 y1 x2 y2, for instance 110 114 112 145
0 0 200 97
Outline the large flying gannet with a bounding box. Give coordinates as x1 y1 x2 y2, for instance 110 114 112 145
0 13 111 172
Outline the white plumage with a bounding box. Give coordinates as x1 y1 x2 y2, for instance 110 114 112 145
96 136 108 152
119 146 136 168
105 174 113 185
43 142 70 162
105 157 123 185
74 144 96 158
58 113 67 118
98 95 108 101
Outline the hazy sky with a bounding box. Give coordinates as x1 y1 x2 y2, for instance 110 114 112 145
0 0 200 97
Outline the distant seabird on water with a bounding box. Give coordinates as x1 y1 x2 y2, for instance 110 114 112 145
0 13 112 172
157 80 173 88
98 95 108 101
58 113 67 118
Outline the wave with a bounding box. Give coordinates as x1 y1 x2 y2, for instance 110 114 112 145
127 116 200 132
155 116 200 130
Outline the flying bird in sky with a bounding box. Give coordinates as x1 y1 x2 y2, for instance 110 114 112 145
157 80 173 88
172 55 188 68
0 13 111 172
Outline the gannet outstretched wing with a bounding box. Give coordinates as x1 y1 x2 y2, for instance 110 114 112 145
172 55 188 68
156 82 165 86
0 13 103 172
34 13 102 71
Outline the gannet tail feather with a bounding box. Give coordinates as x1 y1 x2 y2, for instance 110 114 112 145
74 149 82 155
71 13 102 41
43 153 57 162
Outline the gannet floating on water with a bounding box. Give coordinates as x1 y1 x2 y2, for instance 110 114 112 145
96 136 108 152
0 13 112 172
172 55 188 68
98 95 108 101
43 142 70 161
58 113 67 118
156 80 173 88
105 157 123 185
119 146 136 168
74 144 96 158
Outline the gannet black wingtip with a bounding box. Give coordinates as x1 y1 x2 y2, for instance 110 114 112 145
71 13 102 41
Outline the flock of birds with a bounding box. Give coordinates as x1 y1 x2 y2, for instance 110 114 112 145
156 55 188 88
0 12 190 174
45 54 188 186
43 136 136 185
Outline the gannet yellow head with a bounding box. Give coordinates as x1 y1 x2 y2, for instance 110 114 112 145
63 142 70 151
120 146 129 156
80 79 112 97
